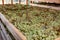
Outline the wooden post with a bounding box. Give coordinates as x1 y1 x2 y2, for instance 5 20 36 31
2 0 4 5
26 0 28 5
19 0 20 4
11 0 13 5
31 0 34 3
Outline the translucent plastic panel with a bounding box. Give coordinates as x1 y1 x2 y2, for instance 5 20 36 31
21 0 25 2
14 0 19 2
0 0 2 4
13 0 19 4
4 0 11 4
21 0 26 4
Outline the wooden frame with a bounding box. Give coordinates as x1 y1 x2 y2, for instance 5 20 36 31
0 21 12 40
0 13 27 40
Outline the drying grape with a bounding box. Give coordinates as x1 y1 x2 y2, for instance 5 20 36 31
0 4 60 40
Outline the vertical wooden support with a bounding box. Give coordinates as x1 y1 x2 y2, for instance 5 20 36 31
19 0 20 4
2 0 4 5
32 0 34 3
11 0 13 5
26 0 28 5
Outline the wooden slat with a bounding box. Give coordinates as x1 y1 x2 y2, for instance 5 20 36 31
0 34 3 40
0 13 26 40
0 21 12 40
1 31 6 40
0 26 3 40
29 3 60 10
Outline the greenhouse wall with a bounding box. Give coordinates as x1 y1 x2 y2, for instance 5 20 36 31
0 0 27 4
0 0 2 4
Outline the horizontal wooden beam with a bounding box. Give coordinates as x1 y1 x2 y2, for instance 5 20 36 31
29 3 60 10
